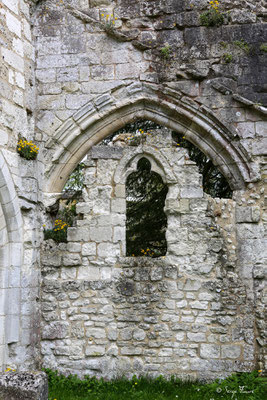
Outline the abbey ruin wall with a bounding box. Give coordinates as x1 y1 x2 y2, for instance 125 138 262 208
40 130 264 380
0 0 266 381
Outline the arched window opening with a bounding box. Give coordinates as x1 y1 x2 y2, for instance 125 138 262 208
126 157 168 258
102 120 232 199
172 132 233 199
44 164 85 243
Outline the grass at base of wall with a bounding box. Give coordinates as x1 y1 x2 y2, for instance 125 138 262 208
44 369 266 400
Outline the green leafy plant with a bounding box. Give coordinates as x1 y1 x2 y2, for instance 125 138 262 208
17 138 39 160
260 43 267 52
200 10 224 26
44 369 267 400
44 219 68 243
222 53 233 63
126 129 147 146
200 0 224 27
194 370 266 399
63 163 84 193
234 39 251 54
160 44 172 59
100 12 118 30
220 41 228 49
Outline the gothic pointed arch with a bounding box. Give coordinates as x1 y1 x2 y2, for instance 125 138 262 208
44 82 257 195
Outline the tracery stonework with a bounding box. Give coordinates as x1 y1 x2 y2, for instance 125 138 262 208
0 0 266 381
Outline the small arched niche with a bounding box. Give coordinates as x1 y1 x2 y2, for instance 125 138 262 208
126 157 168 258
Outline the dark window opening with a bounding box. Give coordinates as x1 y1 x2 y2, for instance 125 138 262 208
126 157 168 258
172 132 233 199
102 120 232 199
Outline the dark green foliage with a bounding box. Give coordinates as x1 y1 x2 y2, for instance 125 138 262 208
106 120 232 199
222 53 233 63
172 132 232 199
200 10 224 27
194 370 266 399
160 45 172 59
126 158 168 257
44 200 77 243
59 200 77 226
63 162 85 193
44 368 267 400
102 120 161 145
260 43 267 52
44 163 83 244
44 227 67 243
233 39 251 54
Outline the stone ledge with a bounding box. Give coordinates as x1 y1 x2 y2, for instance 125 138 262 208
0 372 48 400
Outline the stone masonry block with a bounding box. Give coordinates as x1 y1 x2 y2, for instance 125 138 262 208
180 186 203 198
187 332 206 342
0 372 48 400
67 243 81 253
85 345 105 356
184 279 202 291
113 226 125 242
42 322 69 339
90 226 112 242
67 227 90 242
77 266 100 280
221 345 241 359
111 199 126 214
97 243 120 258
6 11 21 37
200 344 220 359
62 253 81 266
2 0 19 14
82 243 97 256
42 252 61 267
86 328 106 339
115 184 125 198
236 206 260 223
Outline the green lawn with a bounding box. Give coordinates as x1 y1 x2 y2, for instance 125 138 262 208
45 369 266 400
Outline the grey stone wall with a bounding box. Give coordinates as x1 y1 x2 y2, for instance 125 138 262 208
40 131 265 379
0 0 41 371
0 0 265 380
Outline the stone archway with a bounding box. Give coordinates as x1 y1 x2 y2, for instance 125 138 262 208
0 152 23 371
44 82 256 196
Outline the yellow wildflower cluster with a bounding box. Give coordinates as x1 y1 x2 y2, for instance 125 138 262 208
17 139 39 160
5 367 16 372
209 0 219 12
101 13 118 26
126 129 152 146
141 248 155 257
54 219 68 231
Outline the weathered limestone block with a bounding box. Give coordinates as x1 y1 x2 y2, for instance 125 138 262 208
236 206 260 223
42 322 69 339
200 344 220 359
62 253 81 266
0 372 48 400
221 345 241 359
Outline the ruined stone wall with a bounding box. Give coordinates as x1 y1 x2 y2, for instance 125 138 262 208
0 0 41 371
40 131 264 379
0 0 265 379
